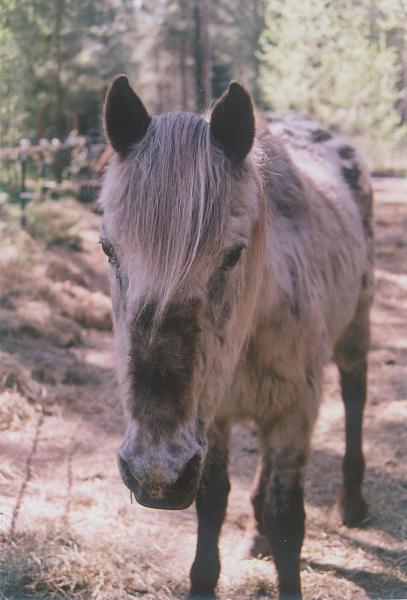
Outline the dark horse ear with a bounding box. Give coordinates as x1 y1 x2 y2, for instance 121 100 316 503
210 81 255 163
104 75 151 158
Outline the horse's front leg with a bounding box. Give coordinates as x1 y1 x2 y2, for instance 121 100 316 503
189 420 230 599
261 409 312 600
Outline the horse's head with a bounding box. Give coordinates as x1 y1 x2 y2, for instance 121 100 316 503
99 75 264 509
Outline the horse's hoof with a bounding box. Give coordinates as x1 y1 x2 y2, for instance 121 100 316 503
340 495 370 527
188 592 217 600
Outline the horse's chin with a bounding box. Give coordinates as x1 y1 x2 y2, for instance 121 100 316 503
133 489 197 511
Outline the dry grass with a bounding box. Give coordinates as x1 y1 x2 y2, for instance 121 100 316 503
0 199 111 358
0 351 44 431
25 201 82 251
0 183 406 599
0 529 183 600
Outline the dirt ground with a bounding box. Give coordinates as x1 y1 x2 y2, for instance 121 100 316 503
0 178 406 600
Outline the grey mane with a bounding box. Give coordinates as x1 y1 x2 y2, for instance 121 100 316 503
99 112 233 323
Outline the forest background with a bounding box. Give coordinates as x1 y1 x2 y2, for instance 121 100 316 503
1 0 407 169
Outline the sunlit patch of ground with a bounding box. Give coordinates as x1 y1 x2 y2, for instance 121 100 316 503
0 179 406 599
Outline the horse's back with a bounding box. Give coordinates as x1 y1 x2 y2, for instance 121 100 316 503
264 113 374 254
256 114 374 356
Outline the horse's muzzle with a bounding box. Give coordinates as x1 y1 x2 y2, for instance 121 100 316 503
117 452 202 510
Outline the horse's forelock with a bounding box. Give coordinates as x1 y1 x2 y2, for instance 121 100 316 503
101 112 237 325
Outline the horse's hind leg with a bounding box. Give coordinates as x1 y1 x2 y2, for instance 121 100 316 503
189 420 230 599
239 455 272 558
338 363 369 526
334 293 371 526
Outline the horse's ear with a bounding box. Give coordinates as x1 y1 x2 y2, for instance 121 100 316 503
104 75 151 158
210 81 255 163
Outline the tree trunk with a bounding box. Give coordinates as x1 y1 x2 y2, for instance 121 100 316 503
193 0 212 112
178 0 189 110
154 44 164 113
251 0 265 106
54 0 65 141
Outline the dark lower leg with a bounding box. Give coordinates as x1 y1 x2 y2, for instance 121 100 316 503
339 363 368 525
264 468 305 599
237 456 272 559
189 424 230 598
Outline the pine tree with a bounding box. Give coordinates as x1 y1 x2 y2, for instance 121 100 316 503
1 0 137 140
259 0 406 146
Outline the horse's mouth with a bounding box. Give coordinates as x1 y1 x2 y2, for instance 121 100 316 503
117 454 201 510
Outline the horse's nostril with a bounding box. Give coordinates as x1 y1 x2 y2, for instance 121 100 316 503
117 447 203 509
175 453 202 487
118 452 128 471
118 452 141 486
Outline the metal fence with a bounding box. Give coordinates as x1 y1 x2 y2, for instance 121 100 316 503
0 131 109 224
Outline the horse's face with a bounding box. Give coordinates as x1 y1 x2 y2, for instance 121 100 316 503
99 76 260 509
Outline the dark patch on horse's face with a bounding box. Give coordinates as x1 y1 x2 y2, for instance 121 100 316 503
342 164 361 191
136 301 156 329
311 128 332 143
129 300 201 435
338 145 355 160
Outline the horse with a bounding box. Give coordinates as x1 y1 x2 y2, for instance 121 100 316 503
97 75 374 599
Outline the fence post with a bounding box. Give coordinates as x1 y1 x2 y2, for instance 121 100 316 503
39 138 50 179
19 138 31 227
52 138 63 183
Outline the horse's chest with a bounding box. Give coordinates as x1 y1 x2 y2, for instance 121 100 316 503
220 321 316 421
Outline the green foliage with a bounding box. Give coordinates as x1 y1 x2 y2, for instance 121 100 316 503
0 0 136 142
259 0 407 146
0 0 406 153
0 1 24 145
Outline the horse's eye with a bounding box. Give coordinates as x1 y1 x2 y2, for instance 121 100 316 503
222 244 245 269
100 239 117 265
